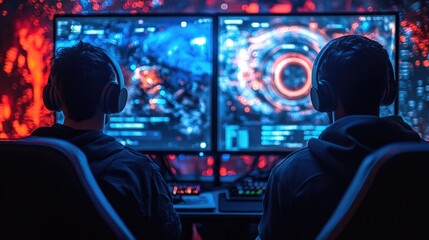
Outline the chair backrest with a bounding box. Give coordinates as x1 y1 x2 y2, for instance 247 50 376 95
317 142 429 240
0 137 135 240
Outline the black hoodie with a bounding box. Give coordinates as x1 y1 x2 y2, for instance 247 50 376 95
31 124 181 240
258 115 423 240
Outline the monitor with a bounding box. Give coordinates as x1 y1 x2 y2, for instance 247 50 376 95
54 14 214 153
158 153 215 182
217 13 398 153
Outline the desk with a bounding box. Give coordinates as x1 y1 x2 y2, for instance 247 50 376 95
174 190 263 240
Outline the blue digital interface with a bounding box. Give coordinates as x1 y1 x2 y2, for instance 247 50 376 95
54 15 213 152
217 13 397 152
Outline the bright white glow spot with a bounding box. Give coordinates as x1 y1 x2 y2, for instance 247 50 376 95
225 39 234 48
84 29 104 35
251 22 260 28
224 19 243 25
70 25 82 33
283 44 296 49
191 37 206 46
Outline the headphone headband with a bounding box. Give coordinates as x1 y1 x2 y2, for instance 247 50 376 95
43 45 128 114
310 36 396 113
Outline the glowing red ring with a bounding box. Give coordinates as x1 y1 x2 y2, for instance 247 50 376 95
271 53 312 99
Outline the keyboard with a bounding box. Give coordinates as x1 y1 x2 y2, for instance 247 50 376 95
226 178 267 201
169 182 201 195
168 182 201 203
173 192 216 211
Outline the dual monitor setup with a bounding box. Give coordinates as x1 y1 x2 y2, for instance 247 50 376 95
54 12 399 183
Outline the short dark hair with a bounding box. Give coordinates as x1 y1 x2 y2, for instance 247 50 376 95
50 41 116 121
318 35 393 115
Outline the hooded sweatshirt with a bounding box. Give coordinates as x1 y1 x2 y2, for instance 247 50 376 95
258 115 423 240
31 123 181 240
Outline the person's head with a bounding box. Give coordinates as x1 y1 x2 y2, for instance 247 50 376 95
311 35 396 119
44 41 127 124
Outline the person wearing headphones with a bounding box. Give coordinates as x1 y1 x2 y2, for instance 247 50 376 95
257 35 423 239
31 41 181 240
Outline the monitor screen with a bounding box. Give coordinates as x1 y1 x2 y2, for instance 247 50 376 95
217 13 398 152
157 153 215 182
219 153 285 179
54 14 214 152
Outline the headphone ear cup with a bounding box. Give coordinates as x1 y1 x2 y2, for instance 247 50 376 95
43 82 62 111
100 82 128 114
117 87 128 112
380 60 397 106
310 79 336 112
98 48 128 114
310 86 321 111
384 82 397 106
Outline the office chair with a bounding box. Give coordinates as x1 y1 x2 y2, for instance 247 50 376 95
0 137 135 240
317 142 429 240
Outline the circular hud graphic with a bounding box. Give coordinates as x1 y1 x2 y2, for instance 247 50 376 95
222 25 329 122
